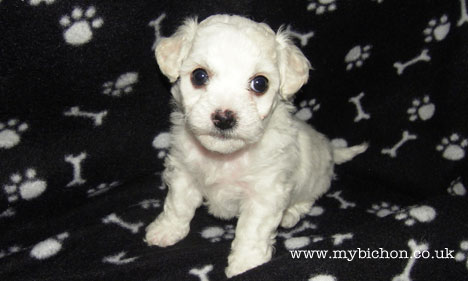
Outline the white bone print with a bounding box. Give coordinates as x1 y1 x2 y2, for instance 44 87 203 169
458 0 468 26
394 49 431 75
189 264 213 281
64 107 108 127
381 131 417 158
65 152 87 187
349 92 370 122
285 25 314 47
103 252 139 265
149 13 167 51
326 190 356 209
102 213 144 234
392 239 429 281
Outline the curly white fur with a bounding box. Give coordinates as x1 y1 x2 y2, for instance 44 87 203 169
145 14 367 277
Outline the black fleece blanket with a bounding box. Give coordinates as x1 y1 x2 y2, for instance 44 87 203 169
1 0 467 280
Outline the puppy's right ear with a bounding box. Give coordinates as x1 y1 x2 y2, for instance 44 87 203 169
276 29 312 100
155 18 198 82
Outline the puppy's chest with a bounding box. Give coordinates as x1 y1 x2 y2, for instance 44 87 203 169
201 156 251 189
187 149 255 194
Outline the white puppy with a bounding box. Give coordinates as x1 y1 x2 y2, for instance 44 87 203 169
146 14 367 277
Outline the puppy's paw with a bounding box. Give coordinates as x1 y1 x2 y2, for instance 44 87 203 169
225 249 271 278
145 217 189 247
225 259 255 278
281 202 312 228
280 210 300 229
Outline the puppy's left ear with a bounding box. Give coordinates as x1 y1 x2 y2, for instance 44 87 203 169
276 29 312 100
156 18 198 82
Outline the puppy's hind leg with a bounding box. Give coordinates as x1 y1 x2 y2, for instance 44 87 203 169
280 201 312 228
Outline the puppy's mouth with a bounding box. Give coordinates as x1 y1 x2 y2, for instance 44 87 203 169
209 130 235 140
203 131 242 143
195 132 247 154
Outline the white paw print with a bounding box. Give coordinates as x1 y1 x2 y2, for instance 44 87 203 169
155 172 167 190
152 132 171 159
367 202 401 218
309 275 337 281
455 240 468 270
30 232 69 260
0 119 28 149
448 178 466 196
295 99 320 121
307 206 325 217
29 0 55 6
201 225 234 242
0 245 22 259
394 205 436 226
3 169 47 203
436 134 467 161
331 138 348 148
307 0 337 15
345 45 372 71
407 95 435 121
87 181 120 198
134 199 161 209
102 72 139 97
423 15 451 43
60 6 103 46
0 207 16 218
284 236 313 250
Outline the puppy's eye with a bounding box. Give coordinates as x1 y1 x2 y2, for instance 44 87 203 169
191 68 209 87
250 76 269 94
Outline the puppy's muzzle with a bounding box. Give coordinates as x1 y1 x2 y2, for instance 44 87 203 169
211 109 237 131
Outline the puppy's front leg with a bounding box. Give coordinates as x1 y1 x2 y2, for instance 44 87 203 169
225 195 287 277
145 169 202 247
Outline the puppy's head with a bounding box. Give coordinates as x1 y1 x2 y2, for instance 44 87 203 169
156 15 310 154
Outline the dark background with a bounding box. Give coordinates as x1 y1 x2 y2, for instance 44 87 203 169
1 0 467 280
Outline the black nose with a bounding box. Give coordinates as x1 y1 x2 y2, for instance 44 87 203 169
211 109 237 130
